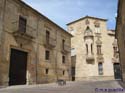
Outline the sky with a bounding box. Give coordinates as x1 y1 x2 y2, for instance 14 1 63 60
22 0 118 30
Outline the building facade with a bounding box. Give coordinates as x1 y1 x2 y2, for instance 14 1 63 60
116 0 125 82
71 55 76 81
67 16 120 81
0 0 72 86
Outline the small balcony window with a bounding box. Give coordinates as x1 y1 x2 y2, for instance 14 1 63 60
97 45 101 55
19 16 27 33
45 68 49 75
63 70 65 75
95 27 100 34
62 39 65 50
46 30 50 43
94 21 100 34
86 44 88 54
62 56 65 64
45 50 50 60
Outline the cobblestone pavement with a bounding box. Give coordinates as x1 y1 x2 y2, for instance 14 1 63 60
0 80 124 93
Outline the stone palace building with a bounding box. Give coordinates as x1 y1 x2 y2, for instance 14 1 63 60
0 0 72 86
67 16 120 81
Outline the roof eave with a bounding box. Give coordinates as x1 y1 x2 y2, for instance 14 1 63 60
67 16 108 26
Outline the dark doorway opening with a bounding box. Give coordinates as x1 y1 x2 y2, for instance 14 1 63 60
72 77 75 81
114 63 121 80
71 67 75 81
9 49 28 86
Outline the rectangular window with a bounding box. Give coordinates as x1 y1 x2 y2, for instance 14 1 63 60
63 70 65 75
98 63 103 75
86 44 88 54
62 56 65 63
71 48 76 56
95 24 100 34
95 27 100 33
91 44 93 54
19 16 27 33
45 50 50 60
97 45 101 55
72 67 75 76
62 39 65 49
45 68 49 74
113 47 117 57
46 31 50 43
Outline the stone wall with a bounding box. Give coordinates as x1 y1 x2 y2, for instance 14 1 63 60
116 0 125 82
0 0 72 86
68 16 117 81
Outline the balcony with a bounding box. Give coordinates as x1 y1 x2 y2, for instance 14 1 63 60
86 54 94 61
97 54 104 62
84 27 93 38
12 22 37 39
84 31 93 37
95 33 101 37
96 38 102 46
112 57 119 63
62 44 71 54
43 36 56 48
112 53 119 63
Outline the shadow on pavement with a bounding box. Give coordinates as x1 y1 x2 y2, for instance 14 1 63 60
117 80 125 88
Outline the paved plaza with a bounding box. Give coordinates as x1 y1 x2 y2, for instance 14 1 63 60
0 80 124 93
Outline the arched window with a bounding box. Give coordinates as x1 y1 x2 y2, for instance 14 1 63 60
85 26 93 33
84 26 93 36
86 44 88 54
91 44 93 54
97 45 101 55
86 26 90 30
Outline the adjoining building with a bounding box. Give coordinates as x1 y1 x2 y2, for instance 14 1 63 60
116 0 125 82
67 16 121 81
71 55 76 81
0 0 72 86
